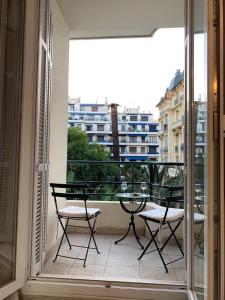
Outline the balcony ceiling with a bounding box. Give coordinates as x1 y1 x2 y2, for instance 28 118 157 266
57 0 185 39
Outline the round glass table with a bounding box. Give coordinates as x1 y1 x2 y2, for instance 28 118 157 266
115 192 150 249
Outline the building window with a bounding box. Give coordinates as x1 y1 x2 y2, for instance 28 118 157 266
141 125 146 131
120 146 126 153
97 135 105 142
129 125 137 132
122 115 126 121
141 147 145 153
69 105 74 111
141 115 148 121
121 124 126 131
130 115 137 121
92 106 98 112
86 125 93 131
149 136 157 143
97 124 104 131
130 136 137 143
141 136 145 143
129 147 137 153
149 125 157 132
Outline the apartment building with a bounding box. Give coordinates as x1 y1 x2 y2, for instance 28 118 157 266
157 70 206 162
157 70 184 162
68 98 159 161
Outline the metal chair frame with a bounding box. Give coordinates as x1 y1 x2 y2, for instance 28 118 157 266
50 183 101 267
138 184 184 272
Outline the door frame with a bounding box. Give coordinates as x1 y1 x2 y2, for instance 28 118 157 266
4 0 220 299
186 0 219 299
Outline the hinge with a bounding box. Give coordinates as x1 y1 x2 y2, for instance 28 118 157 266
213 112 219 141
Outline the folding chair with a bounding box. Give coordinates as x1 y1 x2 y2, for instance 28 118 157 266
137 184 184 272
194 197 205 256
50 183 102 267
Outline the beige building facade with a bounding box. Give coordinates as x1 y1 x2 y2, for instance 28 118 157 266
157 70 184 162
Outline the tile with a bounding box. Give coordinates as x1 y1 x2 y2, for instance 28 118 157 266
175 269 185 282
110 236 145 254
69 264 105 277
40 233 185 283
74 252 108 266
138 253 170 268
42 259 73 275
107 252 140 267
166 255 185 269
139 266 178 282
104 265 140 279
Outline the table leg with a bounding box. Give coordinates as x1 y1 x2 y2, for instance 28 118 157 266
115 213 144 249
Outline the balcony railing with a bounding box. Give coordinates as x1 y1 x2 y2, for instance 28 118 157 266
67 160 184 203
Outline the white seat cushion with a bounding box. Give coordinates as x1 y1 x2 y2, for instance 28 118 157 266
138 207 184 222
194 212 205 223
58 206 101 218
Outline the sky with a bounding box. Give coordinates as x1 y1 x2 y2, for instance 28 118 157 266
69 28 185 119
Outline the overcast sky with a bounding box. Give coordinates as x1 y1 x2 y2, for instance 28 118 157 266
69 28 185 119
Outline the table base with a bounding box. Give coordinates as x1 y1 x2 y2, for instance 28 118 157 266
114 213 144 249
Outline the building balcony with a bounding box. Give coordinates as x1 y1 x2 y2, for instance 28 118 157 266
163 146 168 152
45 160 186 281
171 119 182 130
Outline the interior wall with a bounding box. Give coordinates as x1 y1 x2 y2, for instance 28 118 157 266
47 0 69 254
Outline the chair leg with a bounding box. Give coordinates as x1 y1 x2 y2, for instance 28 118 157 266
53 218 71 262
194 222 204 255
145 220 168 273
138 226 159 260
160 220 184 256
83 217 100 267
138 220 168 272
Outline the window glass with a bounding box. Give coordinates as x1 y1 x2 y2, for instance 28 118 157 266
0 0 24 287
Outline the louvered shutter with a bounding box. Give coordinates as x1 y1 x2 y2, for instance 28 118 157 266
32 0 52 275
0 0 24 242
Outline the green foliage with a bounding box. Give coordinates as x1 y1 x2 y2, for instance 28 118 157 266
67 127 113 190
67 127 89 160
67 127 110 161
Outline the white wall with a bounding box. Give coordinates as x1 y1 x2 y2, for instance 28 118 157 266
47 0 69 254
57 0 185 39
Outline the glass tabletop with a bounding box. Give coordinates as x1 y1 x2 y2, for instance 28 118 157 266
115 192 150 199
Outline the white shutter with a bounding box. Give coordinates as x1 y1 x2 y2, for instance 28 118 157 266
32 0 52 275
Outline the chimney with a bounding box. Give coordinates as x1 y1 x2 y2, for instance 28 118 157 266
108 103 120 161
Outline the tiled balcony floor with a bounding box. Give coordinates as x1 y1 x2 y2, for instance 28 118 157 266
41 233 185 283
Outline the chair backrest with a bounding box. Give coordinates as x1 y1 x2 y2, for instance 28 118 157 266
50 183 89 217
150 183 184 224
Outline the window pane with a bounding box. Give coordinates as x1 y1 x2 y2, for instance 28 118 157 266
0 0 24 287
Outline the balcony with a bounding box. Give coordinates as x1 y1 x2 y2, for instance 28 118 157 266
171 119 182 130
42 161 187 283
42 233 185 281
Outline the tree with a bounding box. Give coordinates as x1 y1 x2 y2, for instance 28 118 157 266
67 127 112 186
67 127 110 161
67 127 89 160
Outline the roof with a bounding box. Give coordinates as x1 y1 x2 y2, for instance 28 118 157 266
168 69 183 91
